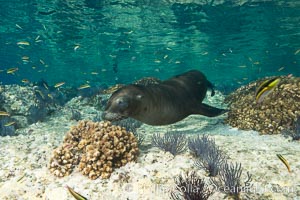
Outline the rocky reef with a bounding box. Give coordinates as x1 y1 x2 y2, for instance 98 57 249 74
225 76 300 134
49 120 139 179
0 84 65 132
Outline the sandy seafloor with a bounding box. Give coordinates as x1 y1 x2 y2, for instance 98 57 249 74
0 94 300 200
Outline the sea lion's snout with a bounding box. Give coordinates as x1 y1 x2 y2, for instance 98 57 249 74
102 96 130 121
102 111 127 121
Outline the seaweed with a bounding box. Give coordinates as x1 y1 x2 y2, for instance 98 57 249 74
151 132 187 155
210 162 252 200
171 171 214 200
189 135 226 176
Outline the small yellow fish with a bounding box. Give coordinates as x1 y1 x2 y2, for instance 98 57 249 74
74 45 80 51
201 52 208 55
4 121 15 126
15 24 23 29
54 82 65 88
35 35 40 40
278 67 284 71
238 65 247 68
22 56 29 60
91 72 98 75
7 67 19 74
175 60 181 64
47 94 53 99
21 79 30 83
163 55 168 59
39 59 45 65
154 59 161 63
17 41 30 46
124 30 133 34
253 61 260 65
66 186 88 200
78 84 91 90
277 154 291 173
0 111 10 116
255 77 280 103
294 49 300 55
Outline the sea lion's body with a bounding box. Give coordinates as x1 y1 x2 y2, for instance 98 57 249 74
102 70 225 125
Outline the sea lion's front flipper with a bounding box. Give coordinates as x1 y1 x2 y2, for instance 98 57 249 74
194 103 227 117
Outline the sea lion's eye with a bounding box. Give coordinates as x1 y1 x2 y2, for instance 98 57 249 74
117 99 128 109
136 94 143 100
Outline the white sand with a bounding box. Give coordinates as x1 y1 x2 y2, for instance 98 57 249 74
0 98 299 200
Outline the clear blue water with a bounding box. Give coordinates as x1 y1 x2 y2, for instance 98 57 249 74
0 0 299 91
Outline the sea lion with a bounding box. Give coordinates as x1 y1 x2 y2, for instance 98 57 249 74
102 70 226 125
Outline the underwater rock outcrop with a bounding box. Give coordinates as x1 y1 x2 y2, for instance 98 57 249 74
49 120 139 179
0 117 16 136
225 76 300 134
0 84 65 129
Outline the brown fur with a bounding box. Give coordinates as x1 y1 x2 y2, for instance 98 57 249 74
102 70 225 125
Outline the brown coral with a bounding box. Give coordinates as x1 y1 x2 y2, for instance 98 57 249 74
49 120 139 179
224 76 300 134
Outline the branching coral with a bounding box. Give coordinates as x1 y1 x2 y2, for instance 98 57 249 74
171 171 214 200
112 118 144 145
151 132 187 155
210 162 252 200
49 120 139 179
189 135 226 176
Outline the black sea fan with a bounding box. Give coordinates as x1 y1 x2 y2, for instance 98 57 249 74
171 171 214 200
195 146 226 177
151 132 187 155
210 162 252 200
189 135 226 176
188 135 214 157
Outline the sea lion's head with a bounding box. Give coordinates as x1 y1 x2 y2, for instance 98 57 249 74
102 85 144 121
